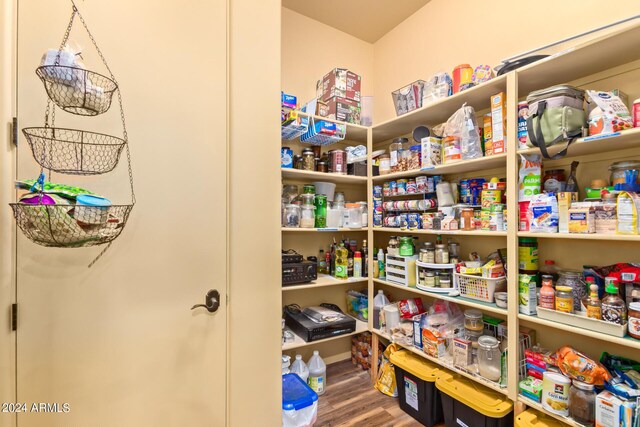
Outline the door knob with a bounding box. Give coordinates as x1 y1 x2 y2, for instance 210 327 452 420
191 289 220 313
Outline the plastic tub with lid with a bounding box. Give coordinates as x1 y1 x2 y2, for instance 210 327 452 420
515 408 566 426
390 350 444 427
282 373 318 427
435 371 513 427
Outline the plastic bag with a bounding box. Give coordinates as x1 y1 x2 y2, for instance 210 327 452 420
443 103 483 160
528 193 558 233
518 154 542 202
375 344 401 397
556 346 611 385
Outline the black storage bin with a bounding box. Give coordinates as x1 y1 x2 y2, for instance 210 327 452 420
390 350 444 427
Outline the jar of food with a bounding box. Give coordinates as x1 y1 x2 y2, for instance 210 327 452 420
389 137 408 172
464 309 484 333
518 237 539 273
302 148 315 171
358 202 368 227
399 237 414 256
435 243 449 264
569 381 596 426
602 277 627 325
425 271 435 287
539 275 555 309
439 272 452 288
424 242 435 263
379 155 391 175
300 205 315 228
557 270 586 313
628 302 640 339
461 208 475 231
448 241 460 264
345 203 363 229
609 160 640 186
466 329 483 349
333 192 346 208
418 269 426 286
433 272 440 287
284 204 301 227
302 184 316 195
316 161 328 173
293 155 304 169
299 193 315 207
477 336 501 382
419 249 428 263
409 145 421 170
543 169 567 193
328 149 347 175
555 286 574 313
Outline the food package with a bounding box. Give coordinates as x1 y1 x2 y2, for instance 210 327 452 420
519 377 543 402
375 343 400 397
519 154 542 202
443 103 483 160
587 90 633 135
320 96 361 124
528 193 559 233
568 203 596 233
397 298 425 320
556 346 612 385
422 72 452 105
453 337 472 367
595 391 635 427
319 68 361 102
422 327 446 358
519 273 537 315
490 92 507 154
420 137 442 168
595 202 617 234
557 192 578 233
617 192 640 235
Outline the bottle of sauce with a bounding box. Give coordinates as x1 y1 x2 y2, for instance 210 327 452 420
602 277 627 325
318 249 326 275
539 275 555 309
585 281 602 320
362 240 368 278
373 248 379 279
334 243 348 279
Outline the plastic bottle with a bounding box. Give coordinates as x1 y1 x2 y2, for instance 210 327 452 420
373 290 390 330
290 354 309 383
540 260 559 282
377 249 386 280
602 277 627 325
584 281 602 320
318 249 327 275
539 275 555 309
362 240 368 278
281 355 291 375
373 249 379 279
353 251 362 278
334 243 348 279
307 351 327 395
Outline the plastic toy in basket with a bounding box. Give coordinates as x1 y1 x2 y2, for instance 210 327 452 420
300 117 346 146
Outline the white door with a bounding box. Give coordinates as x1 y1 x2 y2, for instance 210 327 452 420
14 1 228 425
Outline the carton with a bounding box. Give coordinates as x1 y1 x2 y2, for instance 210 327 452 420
569 203 596 233
319 96 361 124
595 391 634 427
453 338 472 367
420 137 442 168
320 68 361 102
483 113 493 155
519 273 537 315
490 92 507 154
595 203 617 234
557 192 578 233
281 92 297 109
617 192 640 235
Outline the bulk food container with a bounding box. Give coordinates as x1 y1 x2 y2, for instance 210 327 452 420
515 409 567 426
435 371 513 427
282 373 318 427
389 350 444 427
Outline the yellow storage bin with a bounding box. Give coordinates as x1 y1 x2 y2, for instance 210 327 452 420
516 409 568 426
389 350 445 427
435 371 513 427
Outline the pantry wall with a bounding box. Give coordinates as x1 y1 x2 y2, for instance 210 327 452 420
281 2 640 423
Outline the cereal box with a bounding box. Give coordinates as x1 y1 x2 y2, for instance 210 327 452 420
490 92 507 154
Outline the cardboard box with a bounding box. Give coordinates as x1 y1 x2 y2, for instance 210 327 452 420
320 68 361 102
319 96 361 124
569 204 596 233
421 137 442 168
281 92 297 109
557 192 578 233
595 203 617 234
596 391 634 427
490 92 507 154
453 338 472 367
483 113 493 155
519 273 537 315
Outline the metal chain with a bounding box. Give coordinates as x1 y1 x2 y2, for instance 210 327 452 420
54 7 76 66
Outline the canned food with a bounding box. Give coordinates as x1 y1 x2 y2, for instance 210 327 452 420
383 202 394 211
390 181 398 195
490 211 504 231
407 200 419 211
382 182 391 197
421 213 434 230
373 213 383 227
407 213 421 230
406 179 418 194
373 200 383 213
397 179 408 195
416 176 427 193
373 185 382 199
328 149 346 174
399 215 409 230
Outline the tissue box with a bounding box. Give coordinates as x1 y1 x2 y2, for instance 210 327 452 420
320 96 361 124
320 68 361 102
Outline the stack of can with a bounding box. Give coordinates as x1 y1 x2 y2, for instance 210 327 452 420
459 178 486 206
372 185 383 227
480 180 506 231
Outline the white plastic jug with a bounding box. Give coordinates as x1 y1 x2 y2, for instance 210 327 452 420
281 355 291 375
290 354 309 383
307 350 327 396
373 290 390 330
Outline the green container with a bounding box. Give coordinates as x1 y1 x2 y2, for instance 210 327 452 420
314 195 327 228
399 236 414 256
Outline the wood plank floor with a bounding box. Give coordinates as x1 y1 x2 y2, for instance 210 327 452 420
315 360 444 427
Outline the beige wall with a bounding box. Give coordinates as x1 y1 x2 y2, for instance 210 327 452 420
282 7 375 108
373 0 640 122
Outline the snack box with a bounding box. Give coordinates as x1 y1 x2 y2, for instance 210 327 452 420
281 92 297 109
453 338 472 367
490 92 507 154
421 137 442 168
595 391 635 427
319 68 361 102
569 204 596 234
557 192 578 233
519 377 543 402
319 96 361 124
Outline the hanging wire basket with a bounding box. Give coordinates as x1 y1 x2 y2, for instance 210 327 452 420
299 117 346 146
23 127 126 175
36 65 118 116
281 115 309 140
10 202 133 248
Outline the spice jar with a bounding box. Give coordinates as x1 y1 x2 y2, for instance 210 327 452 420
464 309 484 333
425 271 435 287
569 381 596 426
379 154 391 175
435 243 449 264
409 145 421 170
555 286 574 313
477 336 501 382
419 249 428 263
293 155 304 169
302 149 315 171
284 204 301 228
433 272 440 287
543 169 567 193
418 269 426 286
628 302 640 339
389 137 408 172
316 161 328 173
424 242 435 263
461 208 475 231
557 270 586 313
448 240 460 264
439 272 452 288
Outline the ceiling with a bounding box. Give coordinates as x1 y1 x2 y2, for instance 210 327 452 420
282 0 432 43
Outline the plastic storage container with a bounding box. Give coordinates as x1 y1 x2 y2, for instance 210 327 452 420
435 371 513 427
282 373 318 427
515 409 566 426
390 350 444 427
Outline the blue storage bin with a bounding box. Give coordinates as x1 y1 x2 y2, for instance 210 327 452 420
282 373 318 427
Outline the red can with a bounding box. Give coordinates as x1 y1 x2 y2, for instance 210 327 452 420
519 201 531 231
328 149 346 175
